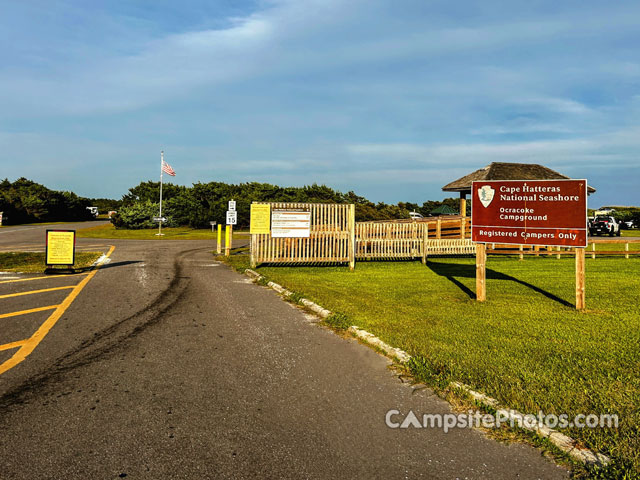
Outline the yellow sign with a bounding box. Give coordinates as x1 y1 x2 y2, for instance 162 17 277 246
250 204 271 234
46 230 76 265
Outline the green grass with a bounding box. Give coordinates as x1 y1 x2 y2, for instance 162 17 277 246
588 241 640 253
0 252 102 273
227 253 640 476
589 230 639 239
77 223 249 240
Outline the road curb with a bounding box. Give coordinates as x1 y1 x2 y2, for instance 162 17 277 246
346 326 411 363
243 267 609 467
245 269 331 318
450 382 610 465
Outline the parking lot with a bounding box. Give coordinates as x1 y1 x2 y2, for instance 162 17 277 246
0 245 114 375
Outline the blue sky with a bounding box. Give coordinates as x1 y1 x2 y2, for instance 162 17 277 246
1 0 639 206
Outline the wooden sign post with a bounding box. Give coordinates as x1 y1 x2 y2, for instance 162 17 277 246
575 247 586 310
471 179 589 308
475 243 486 302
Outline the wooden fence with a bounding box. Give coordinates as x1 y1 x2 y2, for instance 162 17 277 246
588 239 640 259
251 207 639 268
355 216 470 260
488 239 640 259
250 203 355 269
425 239 476 257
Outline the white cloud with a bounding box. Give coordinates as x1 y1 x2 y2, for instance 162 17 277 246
514 97 592 115
470 124 574 135
347 127 640 170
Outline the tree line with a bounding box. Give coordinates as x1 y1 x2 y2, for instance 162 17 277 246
111 181 465 229
0 177 466 228
0 178 99 225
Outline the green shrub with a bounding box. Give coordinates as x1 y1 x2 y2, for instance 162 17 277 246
110 200 177 229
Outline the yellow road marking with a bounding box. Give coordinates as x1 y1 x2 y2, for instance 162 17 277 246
0 305 59 319
0 339 27 352
0 286 75 299
0 272 90 284
0 245 115 375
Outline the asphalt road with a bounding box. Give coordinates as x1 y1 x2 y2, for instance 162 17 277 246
0 222 568 479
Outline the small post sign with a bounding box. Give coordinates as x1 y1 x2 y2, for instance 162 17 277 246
228 200 236 212
250 204 271 234
271 208 311 238
46 230 76 266
226 211 237 225
471 179 589 309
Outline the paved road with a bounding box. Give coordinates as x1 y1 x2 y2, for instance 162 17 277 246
0 220 111 253
0 222 568 479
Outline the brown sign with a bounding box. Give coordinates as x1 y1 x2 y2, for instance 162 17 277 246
471 179 588 247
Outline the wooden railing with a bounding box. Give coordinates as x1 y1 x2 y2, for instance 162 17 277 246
355 216 470 260
488 239 640 259
252 208 639 268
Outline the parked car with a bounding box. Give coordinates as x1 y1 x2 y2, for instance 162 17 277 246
409 211 424 220
623 220 636 229
86 206 98 218
589 216 621 237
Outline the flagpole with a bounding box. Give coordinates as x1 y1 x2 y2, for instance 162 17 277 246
158 150 164 236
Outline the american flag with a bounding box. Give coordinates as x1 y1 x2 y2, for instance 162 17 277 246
162 160 176 176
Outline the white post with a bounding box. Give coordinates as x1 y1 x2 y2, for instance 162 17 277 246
157 150 164 236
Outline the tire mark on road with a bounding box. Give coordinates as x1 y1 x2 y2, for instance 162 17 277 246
0 247 207 415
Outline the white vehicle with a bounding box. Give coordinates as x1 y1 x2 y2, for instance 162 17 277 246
409 211 424 220
86 206 98 218
590 216 621 237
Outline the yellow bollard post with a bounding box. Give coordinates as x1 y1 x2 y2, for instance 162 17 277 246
217 224 222 255
225 225 230 257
